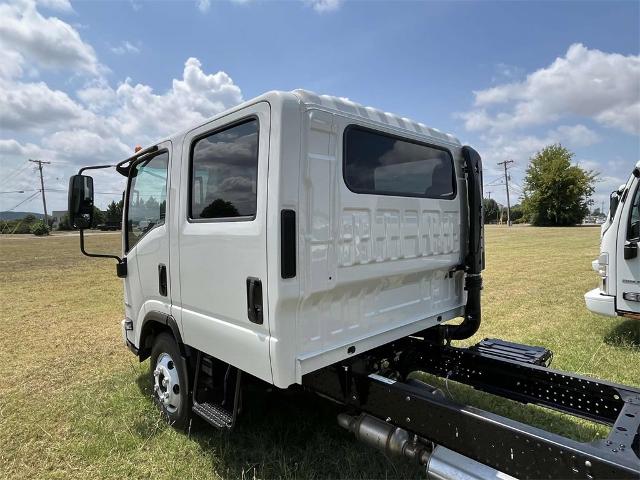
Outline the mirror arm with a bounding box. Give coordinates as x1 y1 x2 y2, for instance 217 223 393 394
78 164 114 175
79 229 127 278
115 145 159 176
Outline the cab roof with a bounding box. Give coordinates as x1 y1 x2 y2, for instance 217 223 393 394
291 89 461 146
154 89 462 149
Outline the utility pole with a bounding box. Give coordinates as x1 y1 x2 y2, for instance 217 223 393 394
29 159 51 227
497 160 514 226
486 191 492 200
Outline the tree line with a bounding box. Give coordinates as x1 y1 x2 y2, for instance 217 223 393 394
0 200 124 235
484 144 598 226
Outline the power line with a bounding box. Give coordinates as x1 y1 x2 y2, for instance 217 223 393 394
28 159 51 226
497 160 514 226
3 191 40 211
0 163 30 188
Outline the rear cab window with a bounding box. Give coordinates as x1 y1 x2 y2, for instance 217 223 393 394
343 125 456 199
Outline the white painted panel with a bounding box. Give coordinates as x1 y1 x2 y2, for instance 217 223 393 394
297 114 465 365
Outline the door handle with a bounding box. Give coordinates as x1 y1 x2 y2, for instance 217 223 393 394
158 264 167 296
624 241 638 260
246 277 263 324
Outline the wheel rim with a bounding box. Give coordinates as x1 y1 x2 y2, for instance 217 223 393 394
153 352 181 414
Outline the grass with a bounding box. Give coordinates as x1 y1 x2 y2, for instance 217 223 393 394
1 227 638 479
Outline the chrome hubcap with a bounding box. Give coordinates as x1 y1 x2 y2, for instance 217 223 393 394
153 352 181 414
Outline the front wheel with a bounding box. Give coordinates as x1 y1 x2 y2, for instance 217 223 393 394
150 333 190 429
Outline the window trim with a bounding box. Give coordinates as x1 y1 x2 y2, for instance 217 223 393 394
342 124 457 200
187 115 260 223
124 148 170 253
627 181 640 242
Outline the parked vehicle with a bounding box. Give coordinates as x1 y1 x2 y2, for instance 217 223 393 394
68 90 639 479
97 221 121 231
586 162 640 320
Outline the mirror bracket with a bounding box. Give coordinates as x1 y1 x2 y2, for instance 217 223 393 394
624 241 638 260
79 229 127 277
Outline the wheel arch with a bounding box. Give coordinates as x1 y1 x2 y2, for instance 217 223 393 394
138 311 186 361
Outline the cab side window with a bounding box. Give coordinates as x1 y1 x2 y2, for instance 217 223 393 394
126 151 169 251
190 119 259 220
628 185 640 241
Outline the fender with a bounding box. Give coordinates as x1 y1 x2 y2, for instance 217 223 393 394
138 311 186 361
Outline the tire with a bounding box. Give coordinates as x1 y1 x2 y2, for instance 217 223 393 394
150 333 190 430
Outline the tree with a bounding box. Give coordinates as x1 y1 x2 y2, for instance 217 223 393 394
57 214 71 231
105 200 123 223
91 207 105 229
200 199 239 218
483 198 500 224
522 144 597 226
510 204 525 224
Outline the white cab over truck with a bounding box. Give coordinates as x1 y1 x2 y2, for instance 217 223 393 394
68 90 639 480
585 161 640 320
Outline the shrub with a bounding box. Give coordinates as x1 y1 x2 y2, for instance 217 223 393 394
31 220 50 236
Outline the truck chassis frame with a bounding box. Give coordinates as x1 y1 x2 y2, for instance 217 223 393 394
302 336 640 479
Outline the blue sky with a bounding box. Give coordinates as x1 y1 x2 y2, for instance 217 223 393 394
1 0 638 213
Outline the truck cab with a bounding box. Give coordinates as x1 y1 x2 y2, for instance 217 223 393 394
66 91 640 479
585 161 640 320
67 89 482 391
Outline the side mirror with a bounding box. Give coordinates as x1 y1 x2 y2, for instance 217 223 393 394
68 175 94 229
609 191 620 219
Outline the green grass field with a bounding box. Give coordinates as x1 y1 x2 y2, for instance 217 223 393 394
1 227 638 479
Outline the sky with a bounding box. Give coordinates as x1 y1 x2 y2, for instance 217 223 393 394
0 0 638 214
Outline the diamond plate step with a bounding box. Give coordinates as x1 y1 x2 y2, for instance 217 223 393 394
192 401 234 429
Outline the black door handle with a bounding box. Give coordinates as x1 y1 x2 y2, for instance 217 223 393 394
246 277 263 324
624 241 638 260
158 264 167 296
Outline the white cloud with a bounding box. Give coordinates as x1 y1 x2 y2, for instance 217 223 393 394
3 57 243 159
476 124 601 182
43 129 132 163
0 0 246 212
0 79 86 130
35 0 74 13
462 44 640 135
306 0 342 13
552 124 600 147
0 0 103 77
110 40 141 55
0 50 25 79
109 57 243 141
196 0 210 12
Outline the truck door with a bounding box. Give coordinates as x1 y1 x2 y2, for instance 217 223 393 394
123 142 173 345
177 103 272 382
617 178 640 315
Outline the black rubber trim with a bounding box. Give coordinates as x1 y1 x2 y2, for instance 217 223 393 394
138 311 186 360
280 209 296 279
126 339 139 356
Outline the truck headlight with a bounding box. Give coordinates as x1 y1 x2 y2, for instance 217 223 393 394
592 253 608 292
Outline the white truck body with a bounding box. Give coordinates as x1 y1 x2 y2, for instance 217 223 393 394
121 90 468 388
585 161 640 319
68 91 640 478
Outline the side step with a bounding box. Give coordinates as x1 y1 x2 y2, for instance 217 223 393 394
192 401 234 429
191 352 241 430
471 337 553 366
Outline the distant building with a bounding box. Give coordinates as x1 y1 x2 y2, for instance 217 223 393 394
51 210 67 229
